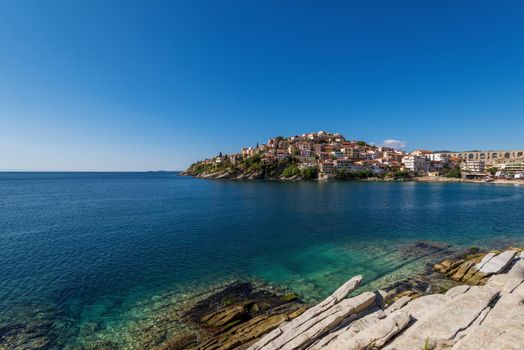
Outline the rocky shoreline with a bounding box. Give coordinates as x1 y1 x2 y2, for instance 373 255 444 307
160 247 523 350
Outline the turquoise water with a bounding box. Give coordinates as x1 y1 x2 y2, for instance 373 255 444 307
1 172 524 349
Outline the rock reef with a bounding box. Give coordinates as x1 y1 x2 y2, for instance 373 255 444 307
164 282 306 350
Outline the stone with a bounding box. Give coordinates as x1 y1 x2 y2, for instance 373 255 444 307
478 250 518 275
288 307 307 319
307 308 383 349
507 256 524 277
434 260 454 273
249 276 362 350
384 286 499 349
399 294 449 320
485 274 523 294
444 259 465 276
474 252 496 271
325 310 411 350
219 314 289 350
330 275 364 303
451 292 524 350
343 308 384 335
465 250 519 285
444 285 470 298
450 261 475 281
273 292 377 350
202 304 248 327
383 296 411 316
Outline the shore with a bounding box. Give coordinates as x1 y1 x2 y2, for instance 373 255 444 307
95 244 516 350
412 176 523 185
160 246 523 350
182 171 524 185
3 243 520 349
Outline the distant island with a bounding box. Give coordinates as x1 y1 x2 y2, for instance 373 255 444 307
183 131 524 181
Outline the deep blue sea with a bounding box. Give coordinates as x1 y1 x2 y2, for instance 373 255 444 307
1 172 523 349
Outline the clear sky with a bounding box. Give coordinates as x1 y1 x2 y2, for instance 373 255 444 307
1 1 523 171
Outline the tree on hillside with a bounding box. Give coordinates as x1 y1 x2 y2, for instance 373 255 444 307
282 165 300 178
301 166 318 180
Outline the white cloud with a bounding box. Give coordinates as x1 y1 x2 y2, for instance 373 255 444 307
381 139 407 149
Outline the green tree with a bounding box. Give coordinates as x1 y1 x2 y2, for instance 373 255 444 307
301 166 319 180
282 165 300 178
393 170 410 179
355 170 372 179
446 168 461 178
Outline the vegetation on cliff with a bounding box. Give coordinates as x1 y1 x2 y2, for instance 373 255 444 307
185 155 322 180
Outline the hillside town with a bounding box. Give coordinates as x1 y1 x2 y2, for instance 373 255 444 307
187 131 524 181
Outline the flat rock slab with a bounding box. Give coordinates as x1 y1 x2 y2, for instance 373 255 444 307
383 296 411 316
309 308 384 349
444 285 470 298
250 276 363 350
399 294 449 321
277 292 377 350
479 250 518 275
474 252 496 271
451 292 524 350
384 286 499 349
324 310 411 350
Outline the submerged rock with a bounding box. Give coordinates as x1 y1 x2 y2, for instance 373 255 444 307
175 281 305 350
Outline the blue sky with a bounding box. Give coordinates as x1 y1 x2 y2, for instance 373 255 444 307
1 1 523 171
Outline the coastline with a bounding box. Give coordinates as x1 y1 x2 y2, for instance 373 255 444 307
145 245 523 350
3 237 522 349
181 172 524 186
412 176 523 185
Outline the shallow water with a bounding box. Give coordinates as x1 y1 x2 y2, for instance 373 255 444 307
1 173 523 348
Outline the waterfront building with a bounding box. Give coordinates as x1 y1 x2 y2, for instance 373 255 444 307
461 160 486 173
402 155 429 173
319 162 335 174
497 161 524 173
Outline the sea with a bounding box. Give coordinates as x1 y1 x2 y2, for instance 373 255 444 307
1 172 523 349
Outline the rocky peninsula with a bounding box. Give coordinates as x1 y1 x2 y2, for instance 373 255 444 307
183 131 524 182
162 247 523 350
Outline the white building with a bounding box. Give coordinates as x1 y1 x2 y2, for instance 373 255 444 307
402 155 429 173
426 153 450 163
461 160 485 173
497 161 524 173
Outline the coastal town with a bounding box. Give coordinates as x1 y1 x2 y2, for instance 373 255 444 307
186 131 524 181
